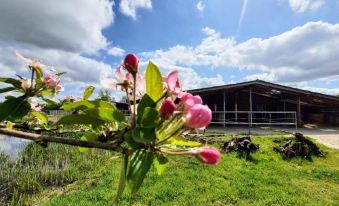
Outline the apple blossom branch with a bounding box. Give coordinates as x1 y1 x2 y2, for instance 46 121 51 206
0 128 125 153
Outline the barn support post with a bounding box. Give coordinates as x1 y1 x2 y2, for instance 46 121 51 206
223 89 226 128
249 87 253 127
297 97 301 126
235 93 238 122
249 87 253 135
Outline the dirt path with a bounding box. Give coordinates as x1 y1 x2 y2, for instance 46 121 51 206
308 135 339 150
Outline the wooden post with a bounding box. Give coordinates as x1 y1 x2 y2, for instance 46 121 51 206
249 87 253 128
235 93 238 122
297 97 301 126
223 89 226 128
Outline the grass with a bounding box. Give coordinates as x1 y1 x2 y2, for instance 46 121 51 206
1 134 339 205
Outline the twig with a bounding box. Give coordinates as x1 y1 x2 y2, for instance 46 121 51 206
0 128 125 153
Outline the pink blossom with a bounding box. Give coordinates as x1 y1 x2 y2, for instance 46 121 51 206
185 104 212 129
196 147 221 165
164 70 183 97
101 66 145 99
44 75 60 88
159 99 177 119
123 53 139 74
30 102 43 112
180 93 202 110
15 51 56 71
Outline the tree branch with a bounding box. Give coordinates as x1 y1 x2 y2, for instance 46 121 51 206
0 128 125 153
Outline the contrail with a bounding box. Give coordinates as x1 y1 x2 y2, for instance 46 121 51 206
237 0 248 36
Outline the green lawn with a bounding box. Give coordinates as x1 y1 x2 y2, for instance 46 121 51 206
2 135 339 206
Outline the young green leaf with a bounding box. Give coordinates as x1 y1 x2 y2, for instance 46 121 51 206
124 130 144 149
31 111 48 124
164 136 202 147
79 132 98 152
0 87 16 94
85 107 125 122
139 107 159 128
127 150 154 194
0 78 22 88
62 100 95 111
132 127 156 143
114 154 128 203
0 96 31 122
57 114 105 125
145 61 163 102
83 85 95 100
153 154 168 175
137 94 155 121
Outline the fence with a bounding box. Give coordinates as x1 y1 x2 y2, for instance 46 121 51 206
211 111 298 131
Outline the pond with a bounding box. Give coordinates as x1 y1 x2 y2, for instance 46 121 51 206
0 135 30 159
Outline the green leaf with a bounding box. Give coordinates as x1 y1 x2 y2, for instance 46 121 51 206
0 87 16 94
42 98 57 106
31 111 48 124
124 130 143 149
0 78 22 88
139 107 159 128
61 100 95 111
145 61 163 102
0 96 31 122
57 114 105 125
34 66 43 80
62 100 116 111
153 154 168 175
132 127 156 143
137 94 155 121
115 154 128 203
79 132 98 152
83 85 95 100
85 107 125 122
127 150 154 194
164 136 202 147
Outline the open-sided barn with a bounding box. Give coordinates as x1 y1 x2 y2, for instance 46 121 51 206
189 80 339 128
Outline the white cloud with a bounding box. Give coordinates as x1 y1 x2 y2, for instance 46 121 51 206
196 1 206 12
119 0 152 20
0 0 116 100
288 0 325 13
0 0 114 54
143 21 339 86
107 46 125 57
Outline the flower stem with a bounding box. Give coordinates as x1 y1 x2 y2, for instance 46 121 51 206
132 73 137 127
160 148 196 155
30 67 35 89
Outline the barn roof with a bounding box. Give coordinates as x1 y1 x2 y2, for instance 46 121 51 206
189 79 339 108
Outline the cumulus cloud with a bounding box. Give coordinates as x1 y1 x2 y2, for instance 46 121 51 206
0 0 116 100
119 0 152 20
196 1 206 12
142 21 339 86
288 0 325 13
107 46 126 57
0 0 114 54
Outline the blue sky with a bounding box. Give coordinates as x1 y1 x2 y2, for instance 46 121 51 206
1 0 339 100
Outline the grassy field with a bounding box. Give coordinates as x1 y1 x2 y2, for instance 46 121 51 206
1 134 339 206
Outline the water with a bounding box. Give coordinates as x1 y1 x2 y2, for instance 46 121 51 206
0 135 30 159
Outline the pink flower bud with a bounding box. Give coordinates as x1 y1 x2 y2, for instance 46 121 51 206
123 53 139 74
44 75 60 88
196 147 221 165
159 99 177 119
180 93 203 110
185 104 212 129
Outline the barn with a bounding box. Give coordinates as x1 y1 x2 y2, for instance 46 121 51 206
189 80 339 128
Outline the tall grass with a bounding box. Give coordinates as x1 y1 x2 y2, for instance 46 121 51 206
0 132 116 205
